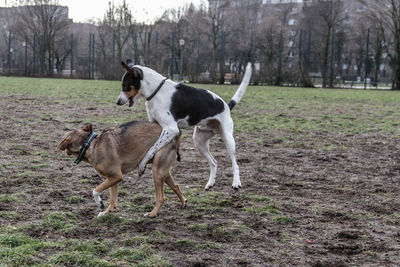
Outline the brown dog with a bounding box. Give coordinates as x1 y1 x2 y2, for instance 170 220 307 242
57 121 187 218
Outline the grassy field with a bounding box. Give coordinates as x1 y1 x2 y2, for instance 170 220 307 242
0 76 400 266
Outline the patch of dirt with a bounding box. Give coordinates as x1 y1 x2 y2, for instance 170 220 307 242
0 95 400 266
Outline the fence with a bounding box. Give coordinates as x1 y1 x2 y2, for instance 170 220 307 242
0 28 393 88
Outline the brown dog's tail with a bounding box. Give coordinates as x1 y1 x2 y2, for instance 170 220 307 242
176 131 182 162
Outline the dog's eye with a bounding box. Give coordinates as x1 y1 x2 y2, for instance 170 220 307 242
122 86 131 92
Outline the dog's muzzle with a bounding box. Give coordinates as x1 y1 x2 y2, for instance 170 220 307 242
116 92 129 106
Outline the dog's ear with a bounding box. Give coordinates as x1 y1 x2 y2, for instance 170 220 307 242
132 67 143 80
126 58 133 65
121 61 143 80
121 61 133 73
57 136 71 151
82 124 93 133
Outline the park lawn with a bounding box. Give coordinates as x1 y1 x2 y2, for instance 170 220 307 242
1 76 400 266
1 76 400 136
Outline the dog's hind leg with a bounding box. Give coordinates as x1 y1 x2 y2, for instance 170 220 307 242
219 120 241 189
138 125 180 176
145 173 166 218
193 127 218 190
165 172 187 209
144 151 169 218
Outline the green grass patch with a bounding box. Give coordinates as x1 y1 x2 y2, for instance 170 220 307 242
0 193 25 203
149 229 165 238
140 203 154 212
119 201 139 212
118 188 129 196
195 242 220 250
42 212 77 232
186 223 210 232
242 194 271 203
94 213 124 225
279 233 292 243
245 203 280 215
175 238 194 248
122 235 152 246
0 233 55 266
32 151 50 158
28 163 49 170
137 254 174 267
49 251 113 266
0 211 22 220
112 244 154 263
188 192 234 208
66 195 85 204
61 239 111 255
132 194 145 202
215 220 253 240
14 171 38 179
79 179 92 184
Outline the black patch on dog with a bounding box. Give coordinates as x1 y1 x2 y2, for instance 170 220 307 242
122 72 141 91
170 84 225 126
119 120 141 135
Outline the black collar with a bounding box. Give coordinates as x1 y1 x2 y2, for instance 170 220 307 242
146 78 167 101
74 132 98 164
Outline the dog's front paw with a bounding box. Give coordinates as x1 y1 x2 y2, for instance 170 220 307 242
144 212 157 218
93 190 104 208
97 211 106 217
205 181 215 191
182 199 188 209
232 179 242 190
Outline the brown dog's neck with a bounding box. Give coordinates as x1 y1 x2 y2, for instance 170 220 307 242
73 132 99 164
81 137 98 164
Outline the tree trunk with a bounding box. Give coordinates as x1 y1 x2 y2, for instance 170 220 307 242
211 42 217 83
393 34 400 90
219 59 225 84
392 67 400 90
322 26 331 88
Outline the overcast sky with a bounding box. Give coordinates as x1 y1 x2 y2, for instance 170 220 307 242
57 0 206 23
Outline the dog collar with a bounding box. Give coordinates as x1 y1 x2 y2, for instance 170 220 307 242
74 132 98 164
146 78 167 101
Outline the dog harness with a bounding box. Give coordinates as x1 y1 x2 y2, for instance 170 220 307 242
74 132 98 164
146 78 168 101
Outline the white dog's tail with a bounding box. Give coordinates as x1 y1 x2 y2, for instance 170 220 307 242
228 62 252 110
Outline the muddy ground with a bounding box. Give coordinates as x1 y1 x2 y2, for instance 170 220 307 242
1 92 400 266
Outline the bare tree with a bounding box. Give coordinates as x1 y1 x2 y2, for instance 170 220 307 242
255 16 280 84
303 0 345 88
361 0 400 89
184 5 209 82
207 0 226 83
100 0 134 77
136 23 154 66
96 17 112 78
11 0 71 76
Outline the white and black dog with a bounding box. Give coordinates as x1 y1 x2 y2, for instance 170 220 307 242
116 59 252 189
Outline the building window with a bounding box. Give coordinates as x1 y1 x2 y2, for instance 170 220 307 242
288 19 297 26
